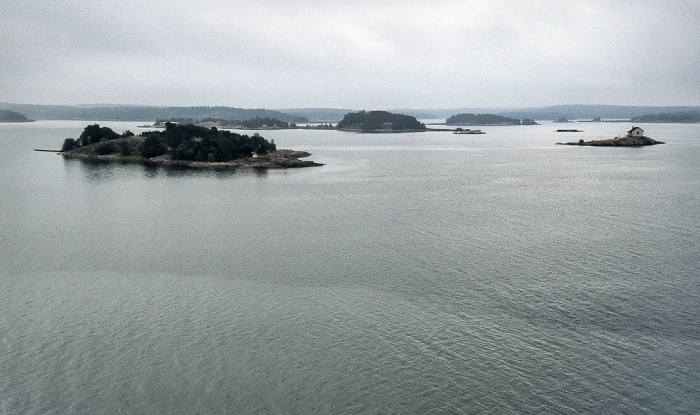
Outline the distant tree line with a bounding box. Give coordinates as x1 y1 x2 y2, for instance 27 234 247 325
305 123 335 130
157 116 294 129
4 104 307 123
157 117 342 130
336 110 426 131
631 111 700 123
446 113 534 125
61 123 276 162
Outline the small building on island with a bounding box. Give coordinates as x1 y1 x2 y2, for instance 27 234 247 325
627 126 644 137
252 144 269 158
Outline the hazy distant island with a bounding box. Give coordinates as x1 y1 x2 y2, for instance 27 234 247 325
58 123 322 168
336 110 426 132
153 116 301 130
0 109 33 122
445 113 538 126
558 126 664 147
0 103 307 123
630 111 700 123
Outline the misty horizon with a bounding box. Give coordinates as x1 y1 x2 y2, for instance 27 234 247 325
2 0 699 109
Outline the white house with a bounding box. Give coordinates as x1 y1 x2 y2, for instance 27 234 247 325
252 144 269 158
627 126 644 137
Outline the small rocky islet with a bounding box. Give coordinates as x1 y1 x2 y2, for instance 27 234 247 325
557 126 664 146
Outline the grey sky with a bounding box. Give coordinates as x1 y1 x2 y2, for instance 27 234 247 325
2 0 699 109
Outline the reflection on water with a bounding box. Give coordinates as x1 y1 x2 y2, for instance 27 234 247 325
64 157 119 181
64 157 270 181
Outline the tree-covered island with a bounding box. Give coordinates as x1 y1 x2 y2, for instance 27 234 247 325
445 113 537 126
59 123 322 168
336 111 426 132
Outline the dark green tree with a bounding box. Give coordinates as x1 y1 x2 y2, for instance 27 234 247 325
61 138 78 152
174 139 197 161
78 124 119 146
140 134 167 158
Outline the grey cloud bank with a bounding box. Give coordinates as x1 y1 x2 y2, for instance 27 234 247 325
1 0 698 109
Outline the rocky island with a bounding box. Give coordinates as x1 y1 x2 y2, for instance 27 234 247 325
59 123 322 168
558 126 664 147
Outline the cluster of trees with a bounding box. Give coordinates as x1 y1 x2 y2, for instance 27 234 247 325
61 123 276 162
144 123 276 161
336 110 426 131
631 111 700 123
61 124 134 152
446 113 528 125
236 117 291 129
305 123 335 130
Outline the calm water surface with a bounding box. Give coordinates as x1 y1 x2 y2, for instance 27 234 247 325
1 121 699 414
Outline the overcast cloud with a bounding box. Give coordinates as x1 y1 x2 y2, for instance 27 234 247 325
1 0 699 108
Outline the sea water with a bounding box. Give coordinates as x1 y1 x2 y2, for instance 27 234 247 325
1 120 698 414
